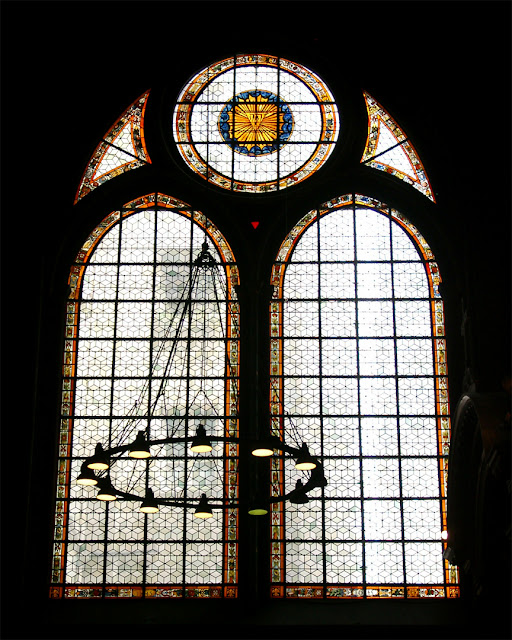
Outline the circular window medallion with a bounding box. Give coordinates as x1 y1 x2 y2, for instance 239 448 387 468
173 54 339 193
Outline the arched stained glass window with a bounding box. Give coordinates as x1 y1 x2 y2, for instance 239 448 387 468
74 92 152 203
269 194 459 599
361 92 435 202
173 54 339 193
51 193 240 599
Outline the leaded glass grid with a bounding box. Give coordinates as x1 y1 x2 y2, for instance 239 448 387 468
269 193 458 599
51 193 239 599
173 54 339 193
361 92 435 202
74 92 152 204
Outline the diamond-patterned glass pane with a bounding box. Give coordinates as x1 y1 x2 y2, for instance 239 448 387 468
55 203 239 596
273 202 452 595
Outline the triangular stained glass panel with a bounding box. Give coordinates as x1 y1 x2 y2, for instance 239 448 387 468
361 92 435 202
74 91 152 203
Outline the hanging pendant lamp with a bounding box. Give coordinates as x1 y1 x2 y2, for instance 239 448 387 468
190 425 213 453
295 443 317 470
128 430 151 459
87 443 110 470
194 493 213 519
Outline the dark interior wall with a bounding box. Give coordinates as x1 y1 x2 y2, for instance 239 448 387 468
1 2 510 638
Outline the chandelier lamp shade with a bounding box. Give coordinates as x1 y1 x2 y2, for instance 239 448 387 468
190 425 213 453
128 431 151 459
194 494 214 519
139 488 159 514
96 477 118 502
76 461 98 486
294 443 317 470
86 443 109 470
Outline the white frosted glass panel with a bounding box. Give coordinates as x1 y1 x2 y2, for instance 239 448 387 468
399 417 438 456
403 500 442 540
66 543 104 583
284 338 320 376
284 263 319 298
401 458 440 498
74 379 112 416
398 377 435 415
324 501 362 540
322 417 359 456
323 458 361 498
120 212 155 263
284 376 320 414
145 543 183 583
321 338 357 376
107 500 146 540
365 542 404 583
116 302 153 337
76 340 114 377
396 339 433 376
358 338 395 375
319 210 354 260
67 501 106 541
284 301 319 336
392 223 422 261
320 263 355 298
81 266 118 299
362 458 400 498
286 542 324 583
286 503 323 540
184 543 223 583
355 209 391 261
326 543 363 583
90 226 120 263
358 301 394 336
357 263 392 298
393 262 429 298
320 301 356 337
364 500 402 540
360 417 398 456
105 543 144 583
290 224 318 261
322 377 358 414
79 302 116 338
360 377 397 415
404 542 444 583
395 301 432 336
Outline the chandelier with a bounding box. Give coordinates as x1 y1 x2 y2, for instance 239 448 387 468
76 241 327 517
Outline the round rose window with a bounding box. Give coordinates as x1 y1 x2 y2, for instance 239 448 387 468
173 54 339 193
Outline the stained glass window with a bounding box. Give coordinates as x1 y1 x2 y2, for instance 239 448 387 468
74 92 152 203
361 92 435 202
269 194 458 599
173 54 339 193
51 193 239 599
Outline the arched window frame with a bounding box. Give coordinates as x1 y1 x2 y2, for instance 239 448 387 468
268 193 458 599
51 193 240 599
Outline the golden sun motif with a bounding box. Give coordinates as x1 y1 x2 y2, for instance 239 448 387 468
219 91 293 156
231 96 279 144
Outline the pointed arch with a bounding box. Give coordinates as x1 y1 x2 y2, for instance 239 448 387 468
361 92 435 202
74 92 152 204
269 194 458 599
51 193 239 599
